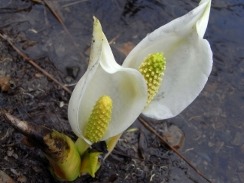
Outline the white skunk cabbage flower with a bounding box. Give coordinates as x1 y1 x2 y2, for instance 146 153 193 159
68 0 212 144
68 18 147 144
123 0 213 120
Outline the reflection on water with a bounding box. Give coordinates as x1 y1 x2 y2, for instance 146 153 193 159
0 0 243 182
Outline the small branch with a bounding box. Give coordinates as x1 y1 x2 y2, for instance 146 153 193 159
138 116 212 183
42 0 84 59
2 112 81 181
3 112 50 138
0 33 72 94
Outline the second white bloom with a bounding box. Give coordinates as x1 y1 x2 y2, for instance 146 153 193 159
123 0 213 120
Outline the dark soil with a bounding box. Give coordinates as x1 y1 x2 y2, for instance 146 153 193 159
1 0 244 183
0 1 197 182
0 33 203 183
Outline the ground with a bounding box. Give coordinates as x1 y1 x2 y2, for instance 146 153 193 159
0 36 202 183
1 0 244 183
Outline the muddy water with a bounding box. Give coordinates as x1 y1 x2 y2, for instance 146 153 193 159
0 0 243 183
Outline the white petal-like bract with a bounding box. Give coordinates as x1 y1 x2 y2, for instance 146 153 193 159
68 18 147 143
123 0 212 119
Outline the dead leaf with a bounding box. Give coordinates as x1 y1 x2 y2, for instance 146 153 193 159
116 42 135 56
0 170 15 183
0 76 11 92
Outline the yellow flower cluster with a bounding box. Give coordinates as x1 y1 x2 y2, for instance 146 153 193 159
84 96 113 143
139 52 166 104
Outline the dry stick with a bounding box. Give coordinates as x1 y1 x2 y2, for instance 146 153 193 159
62 0 89 8
43 0 68 32
0 33 72 94
138 116 212 183
43 0 84 60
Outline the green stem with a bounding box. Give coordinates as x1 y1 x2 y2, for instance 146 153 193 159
46 131 81 181
75 137 90 155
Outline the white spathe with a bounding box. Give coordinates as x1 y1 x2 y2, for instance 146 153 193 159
68 0 213 142
123 0 213 119
68 18 147 143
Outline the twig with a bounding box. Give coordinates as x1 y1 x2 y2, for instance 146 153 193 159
109 34 120 44
62 0 89 8
42 0 84 59
0 33 72 94
138 116 212 183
